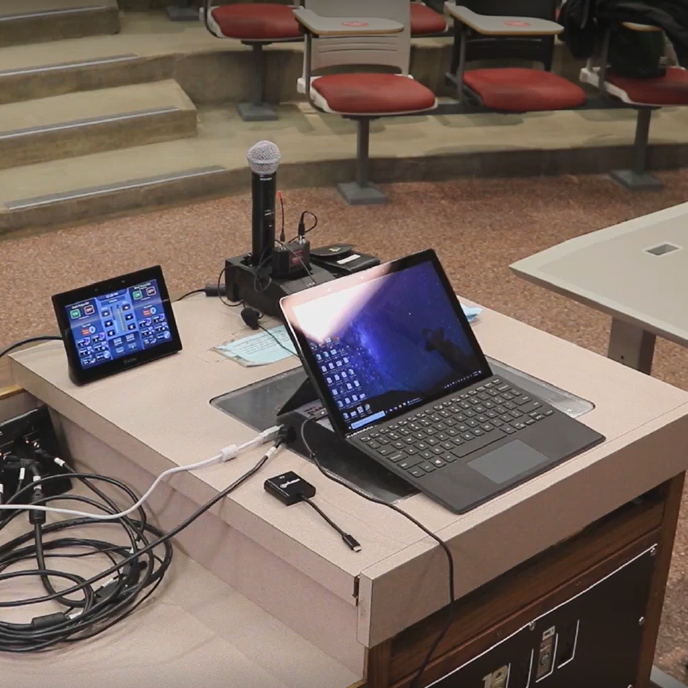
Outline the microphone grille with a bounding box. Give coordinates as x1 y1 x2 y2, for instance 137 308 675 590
247 140 281 175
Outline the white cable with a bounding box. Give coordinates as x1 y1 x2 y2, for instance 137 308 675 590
0 425 283 522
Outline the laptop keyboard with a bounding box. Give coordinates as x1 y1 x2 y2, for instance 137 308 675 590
356 378 554 479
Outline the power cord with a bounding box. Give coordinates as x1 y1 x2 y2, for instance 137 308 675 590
0 464 173 651
257 324 297 358
175 288 205 301
289 210 318 243
0 431 287 652
299 418 455 688
0 426 282 521
302 498 361 552
217 267 243 308
0 336 63 361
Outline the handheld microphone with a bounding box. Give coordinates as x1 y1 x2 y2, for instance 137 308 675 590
247 140 281 267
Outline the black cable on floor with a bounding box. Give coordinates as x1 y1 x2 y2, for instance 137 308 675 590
0 437 284 652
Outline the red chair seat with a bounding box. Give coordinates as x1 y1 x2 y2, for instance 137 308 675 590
210 3 301 41
464 68 587 112
312 73 436 115
410 3 447 36
607 68 688 106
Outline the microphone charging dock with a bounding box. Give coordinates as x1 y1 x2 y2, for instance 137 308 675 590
224 254 336 318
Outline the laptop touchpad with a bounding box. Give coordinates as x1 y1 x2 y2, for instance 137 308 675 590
468 440 549 484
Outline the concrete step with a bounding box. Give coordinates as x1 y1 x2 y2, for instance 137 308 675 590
2 104 688 238
0 80 198 170
0 54 172 106
0 0 120 47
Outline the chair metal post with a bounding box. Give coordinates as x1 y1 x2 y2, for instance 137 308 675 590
631 108 653 176
356 119 371 188
237 43 278 122
610 107 663 191
446 19 467 104
304 32 315 109
449 18 461 73
337 118 387 206
456 23 467 104
598 27 611 95
251 43 265 107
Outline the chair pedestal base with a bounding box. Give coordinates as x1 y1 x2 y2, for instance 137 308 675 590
166 6 198 21
236 102 278 122
610 169 663 192
337 182 387 206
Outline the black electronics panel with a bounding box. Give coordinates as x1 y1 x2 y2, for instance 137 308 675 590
52 266 182 385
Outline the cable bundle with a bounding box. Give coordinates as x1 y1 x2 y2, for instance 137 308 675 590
0 427 286 653
0 465 173 652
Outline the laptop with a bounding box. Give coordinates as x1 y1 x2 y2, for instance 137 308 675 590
280 249 605 514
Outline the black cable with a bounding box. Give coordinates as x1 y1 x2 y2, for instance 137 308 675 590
257 324 297 358
0 336 62 361
175 288 205 301
0 464 172 652
217 267 242 308
0 436 284 652
302 498 360 552
278 191 286 243
299 418 455 688
290 210 318 243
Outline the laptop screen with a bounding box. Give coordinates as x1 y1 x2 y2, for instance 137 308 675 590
282 250 491 435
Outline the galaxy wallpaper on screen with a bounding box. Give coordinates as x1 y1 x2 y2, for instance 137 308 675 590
298 261 485 430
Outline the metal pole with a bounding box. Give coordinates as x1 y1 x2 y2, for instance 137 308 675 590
356 119 371 189
251 43 265 108
632 109 653 176
598 28 611 97
457 24 467 104
607 318 656 374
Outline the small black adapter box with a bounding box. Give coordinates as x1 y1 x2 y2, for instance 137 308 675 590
264 471 315 506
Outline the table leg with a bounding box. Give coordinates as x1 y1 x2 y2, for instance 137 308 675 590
608 318 656 374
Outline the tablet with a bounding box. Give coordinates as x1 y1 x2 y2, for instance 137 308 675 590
52 266 182 385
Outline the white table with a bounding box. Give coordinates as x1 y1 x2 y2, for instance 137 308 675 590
511 202 688 687
511 203 688 374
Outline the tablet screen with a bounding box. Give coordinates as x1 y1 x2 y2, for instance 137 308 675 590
66 278 172 370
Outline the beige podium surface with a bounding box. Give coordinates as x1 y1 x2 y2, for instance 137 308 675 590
8 295 688 677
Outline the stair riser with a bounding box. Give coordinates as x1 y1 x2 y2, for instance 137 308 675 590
3 143 688 237
0 108 197 170
1 166 234 236
0 7 120 47
0 56 173 106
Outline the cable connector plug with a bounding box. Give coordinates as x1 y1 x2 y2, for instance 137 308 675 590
29 475 46 525
220 425 283 462
30 612 67 630
219 444 238 462
342 533 362 553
